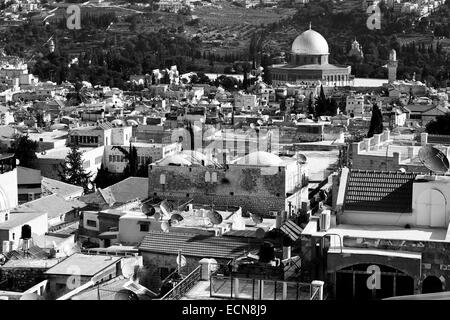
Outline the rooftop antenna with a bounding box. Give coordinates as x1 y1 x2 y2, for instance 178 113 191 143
418 145 449 175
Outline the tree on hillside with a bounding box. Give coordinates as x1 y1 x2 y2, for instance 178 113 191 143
58 144 93 192
426 113 450 135
367 103 384 138
8 135 38 168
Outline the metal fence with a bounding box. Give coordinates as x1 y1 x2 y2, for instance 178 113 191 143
160 265 202 300
210 275 313 300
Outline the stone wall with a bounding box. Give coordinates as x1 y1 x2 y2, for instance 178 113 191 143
149 164 289 216
0 267 47 292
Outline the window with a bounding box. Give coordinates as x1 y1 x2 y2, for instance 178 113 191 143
109 155 113 162
211 172 217 183
12 233 15 240
83 160 90 169
4 213 7 221
86 220 97 227
140 224 149 232
95 156 102 165
160 174 166 185
205 172 211 182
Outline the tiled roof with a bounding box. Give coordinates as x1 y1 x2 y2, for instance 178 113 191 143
344 170 417 213
139 230 263 260
80 177 148 207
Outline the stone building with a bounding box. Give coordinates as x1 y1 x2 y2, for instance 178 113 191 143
270 25 352 86
148 150 309 217
301 168 450 299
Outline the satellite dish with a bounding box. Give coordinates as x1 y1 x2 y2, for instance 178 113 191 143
251 213 263 225
296 153 307 163
121 263 135 279
160 200 172 216
87 182 93 190
114 289 138 301
255 228 265 239
418 145 449 173
142 203 156 217
171 213 184 223
257 119 263 126
208 211 223 225
176 254 187 267
161 221 170 232
250 123 256 129
398 167 406 173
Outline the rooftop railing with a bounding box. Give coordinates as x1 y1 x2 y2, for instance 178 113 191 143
210 275 317 300
160 265 202 300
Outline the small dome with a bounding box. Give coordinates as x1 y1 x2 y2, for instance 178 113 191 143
234 151 283 166
291 28 329 55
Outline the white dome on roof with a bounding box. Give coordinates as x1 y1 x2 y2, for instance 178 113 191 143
234 151 283 166
291 28 329 55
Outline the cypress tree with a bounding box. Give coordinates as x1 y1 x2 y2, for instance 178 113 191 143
367 103 384 138
58 144 93 192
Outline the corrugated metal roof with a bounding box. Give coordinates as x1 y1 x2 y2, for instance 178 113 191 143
344 170 417 213
139 231 263 260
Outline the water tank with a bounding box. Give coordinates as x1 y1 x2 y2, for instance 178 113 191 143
21 225 31 240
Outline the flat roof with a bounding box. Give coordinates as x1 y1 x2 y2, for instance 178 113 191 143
0 211 46 230
313 224 448 242
45 253 121 277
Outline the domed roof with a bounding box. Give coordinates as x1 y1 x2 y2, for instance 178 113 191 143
234 151 284 166
291 28 329 55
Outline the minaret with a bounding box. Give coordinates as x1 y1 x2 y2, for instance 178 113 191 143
387 49 398 84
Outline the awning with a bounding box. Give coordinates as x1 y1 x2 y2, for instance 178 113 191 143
98 231 119 239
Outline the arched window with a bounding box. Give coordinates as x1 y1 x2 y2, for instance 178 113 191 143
160 174 166 185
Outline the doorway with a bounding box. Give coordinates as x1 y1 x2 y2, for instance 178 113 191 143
422 276 443 294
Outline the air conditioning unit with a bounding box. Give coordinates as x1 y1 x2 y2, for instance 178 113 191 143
268 211 278 218
319 210 331 232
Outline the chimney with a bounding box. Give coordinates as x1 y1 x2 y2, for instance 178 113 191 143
421 132 428 146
